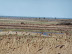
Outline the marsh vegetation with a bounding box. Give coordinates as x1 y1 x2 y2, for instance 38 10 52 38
0 17 72 54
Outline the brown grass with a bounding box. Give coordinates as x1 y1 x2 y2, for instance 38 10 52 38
0 33 72 54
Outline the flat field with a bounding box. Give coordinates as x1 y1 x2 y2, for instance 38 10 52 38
0 17 72 54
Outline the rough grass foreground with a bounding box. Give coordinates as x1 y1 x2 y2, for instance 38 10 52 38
0 33 72 54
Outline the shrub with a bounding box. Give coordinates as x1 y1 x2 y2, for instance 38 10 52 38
57 22 72 25
21 22 24 24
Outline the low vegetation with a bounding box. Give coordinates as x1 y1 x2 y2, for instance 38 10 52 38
57 22 72 25
0 32 72 54
0 17 72 54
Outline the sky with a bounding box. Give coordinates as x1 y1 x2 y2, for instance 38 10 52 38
0 0 72 18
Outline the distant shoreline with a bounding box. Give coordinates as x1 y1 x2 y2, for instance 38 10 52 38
0 16 72 19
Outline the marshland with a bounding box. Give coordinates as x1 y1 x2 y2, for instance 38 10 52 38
0 16 72 54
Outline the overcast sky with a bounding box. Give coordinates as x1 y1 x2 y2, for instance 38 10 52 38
0 0 72 18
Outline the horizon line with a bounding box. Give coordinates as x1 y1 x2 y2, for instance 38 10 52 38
0 15 72 19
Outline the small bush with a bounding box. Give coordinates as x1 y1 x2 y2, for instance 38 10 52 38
21 22 24 24
57 22 72 25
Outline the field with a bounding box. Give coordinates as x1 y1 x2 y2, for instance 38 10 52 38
0 17 72 54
